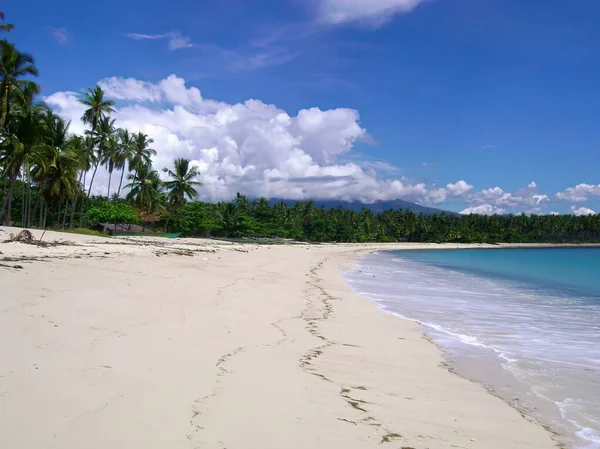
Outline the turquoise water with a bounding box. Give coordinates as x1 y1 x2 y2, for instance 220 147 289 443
399 248 600 299
345 248 600 449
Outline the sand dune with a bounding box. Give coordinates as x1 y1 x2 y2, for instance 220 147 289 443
0 227 557 448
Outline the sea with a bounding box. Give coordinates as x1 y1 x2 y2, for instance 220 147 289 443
344 248 600 449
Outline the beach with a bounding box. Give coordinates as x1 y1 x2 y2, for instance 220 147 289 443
0 228 558 449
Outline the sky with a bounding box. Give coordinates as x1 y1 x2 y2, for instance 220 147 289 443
4 0 600 215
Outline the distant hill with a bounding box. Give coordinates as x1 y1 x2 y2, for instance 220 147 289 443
268 198 456 216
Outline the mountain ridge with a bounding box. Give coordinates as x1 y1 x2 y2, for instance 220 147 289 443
267 198 456 216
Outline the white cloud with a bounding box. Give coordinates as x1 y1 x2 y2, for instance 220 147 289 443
124 32 193 51
47 74 442 203
460 204 505 216
571 206 596 216
316 0 428 25
556 184 600 203
52 27 71 45
466 184 549 214
427 180 473 204
480 144 495 150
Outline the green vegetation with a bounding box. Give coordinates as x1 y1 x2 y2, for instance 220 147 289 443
85 201 141 226
1 13 600 243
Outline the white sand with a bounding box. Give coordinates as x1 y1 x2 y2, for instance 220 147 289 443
0 227 558 448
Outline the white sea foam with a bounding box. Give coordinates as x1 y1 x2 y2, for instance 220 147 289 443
345 251 600 449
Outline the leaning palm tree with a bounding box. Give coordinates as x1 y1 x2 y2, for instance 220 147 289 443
162 158 202 207
0 12 13 33
0 40 39 130
129 132 156 177
115 128 134 197
125 162 163 212
100 131 119 199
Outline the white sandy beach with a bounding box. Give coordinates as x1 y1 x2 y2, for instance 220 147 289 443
0 227 559 449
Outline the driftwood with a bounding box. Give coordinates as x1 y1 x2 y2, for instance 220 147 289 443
3 230 74 248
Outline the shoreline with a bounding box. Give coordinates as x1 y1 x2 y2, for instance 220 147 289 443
332 247 564 448
0 228 560 448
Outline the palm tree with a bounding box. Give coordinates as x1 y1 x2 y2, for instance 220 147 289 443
79 86 114 198
0 40 39 130
79 86 114 137
87 115 115 198
162 158 202 207
0 12 13 33
217 202 242 236
125 162 163 212
10 86 49 226
31 115 79 227
0 134 23 224
129 132 156 176
97 125 119 198
115 128 134 197
66 134 86 228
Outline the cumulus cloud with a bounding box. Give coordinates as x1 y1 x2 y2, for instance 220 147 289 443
466 183 549 214
124 32 193 51
460 204 505 216
315 0 429 25
427 180 473 204
571 206 596 216
46 74 449 203
556 184 600 203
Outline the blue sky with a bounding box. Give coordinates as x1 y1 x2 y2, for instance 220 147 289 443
4 0 600 214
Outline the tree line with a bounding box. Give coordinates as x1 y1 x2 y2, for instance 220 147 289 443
2 11 599 244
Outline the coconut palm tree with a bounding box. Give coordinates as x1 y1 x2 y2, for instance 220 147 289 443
62 134 91 228
0 134 23 224
162 158 202 207
0 40 39 130
129 132 156 176
0 12 13 33
86 115 115 198
79 86 114 137
9 87 49 226
125 162 163 212
79 86 114 198
31 115 79 227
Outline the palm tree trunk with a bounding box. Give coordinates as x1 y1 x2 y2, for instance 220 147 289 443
79 171 87 227
0 177 9 225
26 162 32 227
62 197 68 229
117 166 126 197
38 197 43 228
21 175 25 225
1 83 10 130
42 201 48 229
32 195 40 228
69 171 83 229
4 176 17 226
107 170 112 199
87 163 99 198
